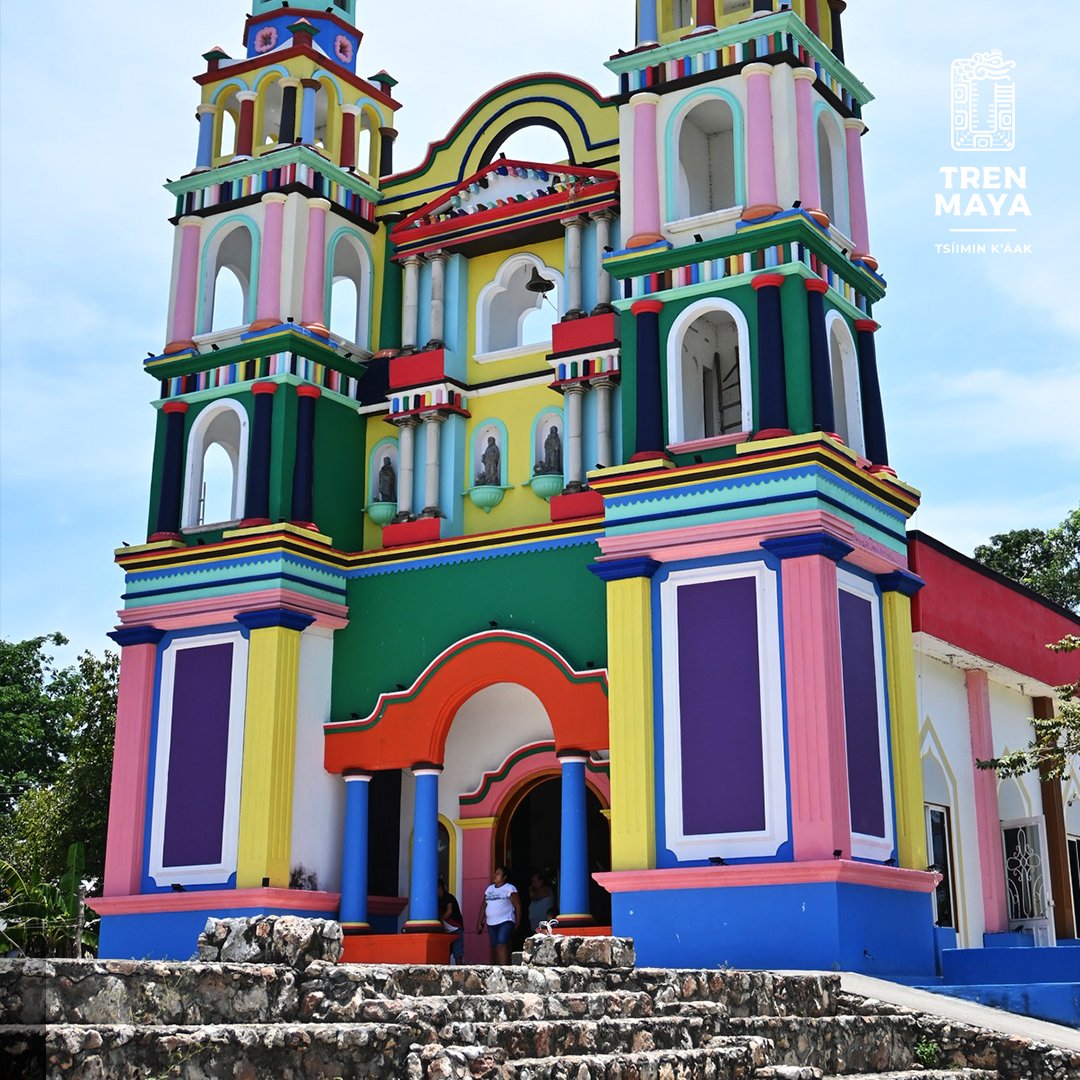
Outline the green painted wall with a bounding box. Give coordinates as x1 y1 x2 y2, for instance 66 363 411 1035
312 396 367 549
780 275 814 435
330 540 607 719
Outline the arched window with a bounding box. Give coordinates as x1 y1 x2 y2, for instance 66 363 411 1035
816 110 847 232
826 311 864 455
477 254 563 357
482 123 572 168
314 83 332 153
667 299 752 446
676 97 738 220
358 107 381 177
200 221 258 335
216 91 239 162
182 400 249 528
257 74 284 150
326 231 372 349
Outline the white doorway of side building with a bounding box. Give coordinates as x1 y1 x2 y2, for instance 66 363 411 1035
1001 816 1057 946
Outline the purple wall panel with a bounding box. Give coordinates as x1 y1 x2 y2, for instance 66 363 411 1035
162 643 235 868
839 591 886 838
677 576 766 836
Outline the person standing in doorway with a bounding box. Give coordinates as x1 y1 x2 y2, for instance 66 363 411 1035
438 877 464 964
476 865 521 965
528 871 556 933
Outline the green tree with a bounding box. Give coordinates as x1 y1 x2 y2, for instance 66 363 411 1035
0 634 73 813
0 637 119 885
977 636 1080 781
973 507 1080 612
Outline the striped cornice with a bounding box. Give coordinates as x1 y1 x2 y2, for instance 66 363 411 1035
166 143 380 203
603 11 872 108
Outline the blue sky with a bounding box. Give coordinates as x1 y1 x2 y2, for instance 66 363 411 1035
1 1 1076 660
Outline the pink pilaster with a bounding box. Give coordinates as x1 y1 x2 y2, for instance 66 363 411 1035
102 631 163 896
300 198 331 333
844 118 876 269
166 217 204 354
742 63 782 220
252 192 288 330
965 669 1009 932
627 93 663 248
779 555 852 860
460 822 495 964
793 68 826 226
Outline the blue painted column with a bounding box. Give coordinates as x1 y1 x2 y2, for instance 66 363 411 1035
855 319 889 467
558 751 593 926
339 771 372 933
632 299 665 458
805 278 836 434
637 1 659 45
150 401 189 541
753 273 790 435
404 764 442 931
299 80 319 145
195 104 216 170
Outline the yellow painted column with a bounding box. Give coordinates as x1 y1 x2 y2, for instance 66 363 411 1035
879 572 927 871
235 609 314 888
591 558 659 871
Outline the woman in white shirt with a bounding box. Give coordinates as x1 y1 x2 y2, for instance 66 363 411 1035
476 865 522 965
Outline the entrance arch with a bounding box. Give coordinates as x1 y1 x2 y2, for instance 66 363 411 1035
324 631 609 772
458 741 610 963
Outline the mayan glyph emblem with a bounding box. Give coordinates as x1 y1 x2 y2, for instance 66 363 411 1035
951 50 1016 152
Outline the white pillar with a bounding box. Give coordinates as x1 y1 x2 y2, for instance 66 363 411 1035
565 385 586 491
426 250 448 349
402 255 424 351
562 216 586 320
420 411 446 517
591 211 615 314
594 377 615 468
395 418 418 520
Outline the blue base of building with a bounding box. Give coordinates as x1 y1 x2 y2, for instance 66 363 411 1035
921 983 1080 1028
611 880 936 977
99 906 336 961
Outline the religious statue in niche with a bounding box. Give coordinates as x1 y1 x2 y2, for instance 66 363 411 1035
376 455 397 502
476 435 502 486
534 423 562 475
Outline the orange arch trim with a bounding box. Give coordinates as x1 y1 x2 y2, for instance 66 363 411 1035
324 631 609 772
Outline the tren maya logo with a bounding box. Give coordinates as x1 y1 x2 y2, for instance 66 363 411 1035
935 50 1032 255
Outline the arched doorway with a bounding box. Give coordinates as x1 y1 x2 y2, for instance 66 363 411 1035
495 774 612 947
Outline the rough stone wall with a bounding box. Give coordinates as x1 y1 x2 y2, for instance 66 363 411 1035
4 924 1078 1080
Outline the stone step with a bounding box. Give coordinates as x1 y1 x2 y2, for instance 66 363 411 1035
44 1021 410 1078
408 1037 772 1080
638 968 839 1019
824 1073 998 1080
1 1026 45 1079
500 1038 773 1080
45 959 301 1026
428 1015 713 1058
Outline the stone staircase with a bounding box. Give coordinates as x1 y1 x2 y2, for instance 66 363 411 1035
4 930 1078 1079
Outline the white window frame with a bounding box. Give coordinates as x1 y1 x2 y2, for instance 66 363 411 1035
181 399 249 529
660 561 787 861
148 631 249 887
666 297 753 449
837 568 895 862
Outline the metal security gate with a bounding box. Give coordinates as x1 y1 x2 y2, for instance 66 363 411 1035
1001 817 1056 946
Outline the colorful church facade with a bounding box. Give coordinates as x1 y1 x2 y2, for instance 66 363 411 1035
90 0 1080 981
